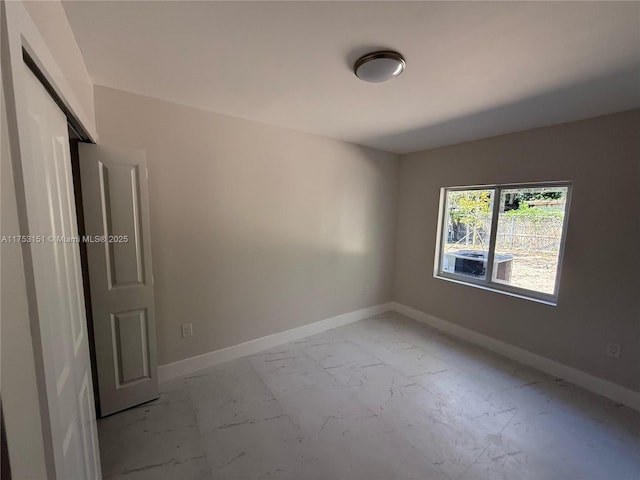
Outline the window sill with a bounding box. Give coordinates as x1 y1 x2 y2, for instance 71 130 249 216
434 273 558 306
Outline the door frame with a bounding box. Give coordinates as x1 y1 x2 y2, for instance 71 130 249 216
2 2 98 477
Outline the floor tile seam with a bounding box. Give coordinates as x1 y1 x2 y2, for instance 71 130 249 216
331 392 455 480
181 321 527 474
267 340 384 415
381 417 457 480
367 355 528 451
183 322 517 448
182 380 216 478
101 384 210 478
247 344 348 438
317 329 491 424
350 348 479 422
457 405 520 479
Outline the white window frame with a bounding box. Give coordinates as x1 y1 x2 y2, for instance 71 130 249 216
434 181 572 305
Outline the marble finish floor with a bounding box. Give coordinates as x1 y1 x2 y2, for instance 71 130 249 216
99 312 640 480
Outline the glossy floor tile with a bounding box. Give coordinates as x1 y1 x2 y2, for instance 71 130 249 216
99 312 640 480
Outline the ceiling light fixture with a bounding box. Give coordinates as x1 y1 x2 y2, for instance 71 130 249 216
354 51 406 83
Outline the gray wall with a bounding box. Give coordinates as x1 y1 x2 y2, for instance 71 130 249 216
94 86 399 366
394 110 640 392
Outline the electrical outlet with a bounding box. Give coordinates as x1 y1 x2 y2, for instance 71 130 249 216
181 323 193 338
363 285 370 296
606 342 621 359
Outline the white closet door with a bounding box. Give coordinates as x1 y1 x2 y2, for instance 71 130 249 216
21 64 101 480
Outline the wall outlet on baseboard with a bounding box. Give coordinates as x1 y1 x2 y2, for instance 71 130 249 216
606 342 621 359
181 323 193 338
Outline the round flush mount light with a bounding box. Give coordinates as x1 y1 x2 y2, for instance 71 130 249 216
354 51 406 83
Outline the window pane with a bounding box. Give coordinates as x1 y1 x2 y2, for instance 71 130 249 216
441 189 494 280
492 186 569 294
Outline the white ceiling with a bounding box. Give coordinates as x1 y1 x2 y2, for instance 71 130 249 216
62 1 640 154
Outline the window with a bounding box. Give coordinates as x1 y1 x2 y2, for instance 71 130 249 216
435 182 571 304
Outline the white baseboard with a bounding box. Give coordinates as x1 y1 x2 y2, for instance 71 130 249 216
158 300 640 412
158 302 393 382
390 301 640 412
